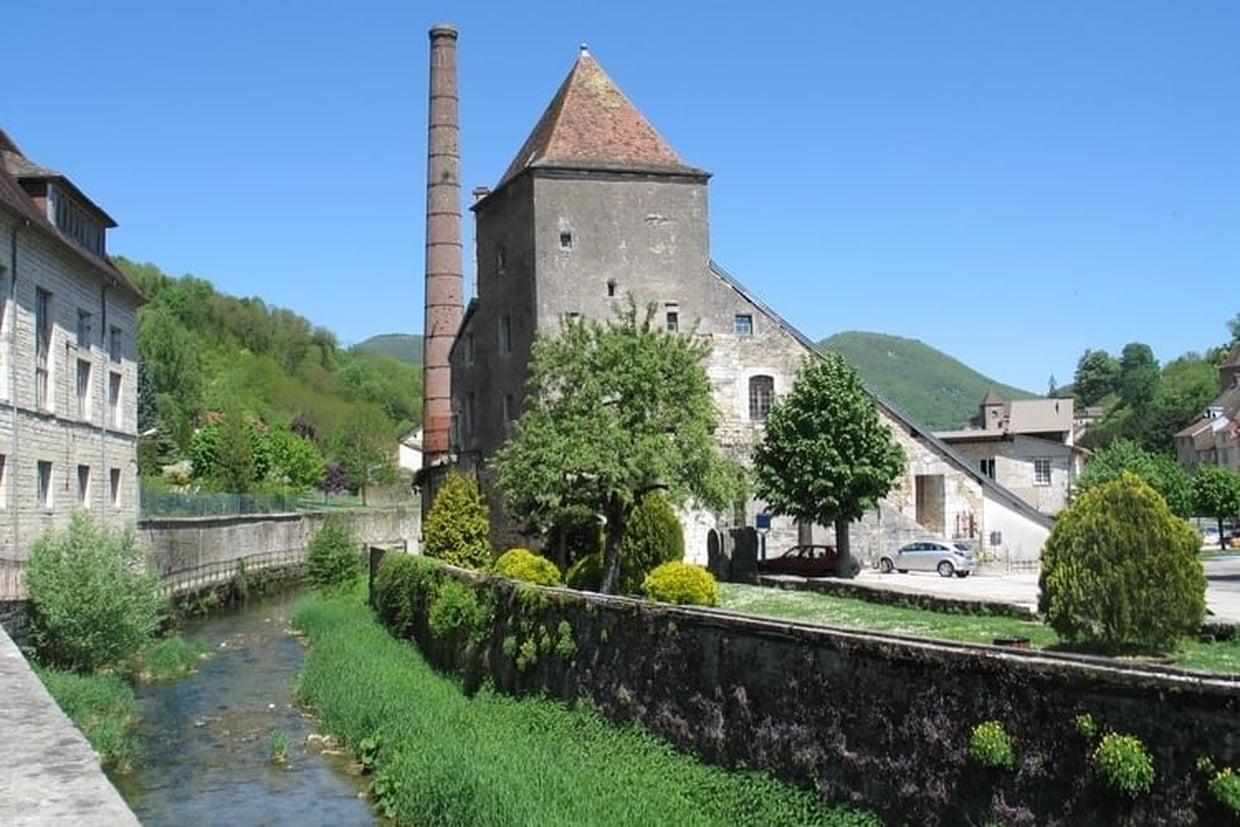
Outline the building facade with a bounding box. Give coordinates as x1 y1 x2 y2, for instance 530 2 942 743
446 47 1051 567
1175 347 1240 473
0 131 142 566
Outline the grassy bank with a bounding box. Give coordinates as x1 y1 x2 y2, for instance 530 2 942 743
35 668 140 772
292 586 878 827
718 583 1240 674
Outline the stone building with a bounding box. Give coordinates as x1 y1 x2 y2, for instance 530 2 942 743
0 131 142 569
1174 346 1240 473
445 46 1051 568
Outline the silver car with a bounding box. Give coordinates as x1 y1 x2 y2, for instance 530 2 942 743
878 540 975 578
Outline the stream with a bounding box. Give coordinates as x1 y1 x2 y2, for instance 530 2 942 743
114 589 378 826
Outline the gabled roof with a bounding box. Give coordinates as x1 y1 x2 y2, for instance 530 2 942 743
497 47 706 188
981 389 1006 406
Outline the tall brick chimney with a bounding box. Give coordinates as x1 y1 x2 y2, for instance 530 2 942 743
422 23 464 467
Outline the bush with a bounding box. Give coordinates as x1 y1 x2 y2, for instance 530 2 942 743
618 492 685 593
1209 767 1240 816
423 472 491 569
35 668 139 772
1038 472 1205 654
26 514 166 672
642 562 719 607
266 424 326 491
968 721 1016 770
427 579 491 642
307 518 362 587
1093 732 1155 798
565 553 604 591
1072 713 1097 741
373 553 439 637
493 549 562 587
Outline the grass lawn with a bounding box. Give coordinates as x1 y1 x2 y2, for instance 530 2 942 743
718 583 1240 676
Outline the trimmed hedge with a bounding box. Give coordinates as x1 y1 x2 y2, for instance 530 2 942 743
642 562 719 607
493 548 562 587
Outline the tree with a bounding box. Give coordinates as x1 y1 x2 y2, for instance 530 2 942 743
752 353 906 578
1229 312 1240 348
492 303 743 594
1118 342 1159 409
1048 374 1057 397
1073 349 1120 407
1075 438 1193 517
423 472 491 569
215 409 256 493
1193 465 1240 549
266 424 326 491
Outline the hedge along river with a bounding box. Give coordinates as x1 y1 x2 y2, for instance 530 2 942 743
113 589 379 826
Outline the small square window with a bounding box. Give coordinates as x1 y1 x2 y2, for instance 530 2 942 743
495 246 507 276
606 279 616 298
666 311 679 333
77 310 92 348
979 458 995 480
559 232 573 250
37 461 53 509
1034 459 1052 486
109 326 122 363
110 468 122 508
734 314 753 336
77 465 91 507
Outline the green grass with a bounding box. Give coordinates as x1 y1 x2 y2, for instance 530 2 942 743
718 583 1240 675
292 586 878 827
131 635 205 682
35 668 140 772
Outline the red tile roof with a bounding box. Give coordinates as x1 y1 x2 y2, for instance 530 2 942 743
497 48 704 188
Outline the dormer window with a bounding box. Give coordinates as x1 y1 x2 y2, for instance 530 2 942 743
51 186 105 255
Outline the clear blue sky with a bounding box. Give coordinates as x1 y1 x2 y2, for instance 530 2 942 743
6 2 1237 391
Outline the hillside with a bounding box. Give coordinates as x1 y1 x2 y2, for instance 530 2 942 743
819 331 1037 429
354 333 423 365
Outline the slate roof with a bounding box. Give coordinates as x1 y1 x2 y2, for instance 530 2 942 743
497 47 706 188
981 389 1006 406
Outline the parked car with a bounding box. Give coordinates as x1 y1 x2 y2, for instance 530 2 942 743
878 540 975 578
758 545 840 578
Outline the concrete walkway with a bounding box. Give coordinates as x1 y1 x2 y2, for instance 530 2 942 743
0 629 139 826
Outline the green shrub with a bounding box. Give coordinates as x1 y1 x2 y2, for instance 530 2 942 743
1072 713 1097 741
1209 767 1240 816
36 667 139 772
642 562 719 607
373 553 439 637
1039 472 1205 654
565 553 604 591
618 492 685 593
423 472 491 569
493 548 562 587
265 424 326 491
26 513 166 672
968 720 1016 770
133 635 203 682
427 579 490 642
307 518 362 587
1093 732 1155 798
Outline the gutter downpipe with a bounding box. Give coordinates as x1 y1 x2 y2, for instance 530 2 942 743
9 219 26 561
100 280 110 524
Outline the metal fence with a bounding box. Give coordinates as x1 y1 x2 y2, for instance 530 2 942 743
138 488 376 519
158 548 308 597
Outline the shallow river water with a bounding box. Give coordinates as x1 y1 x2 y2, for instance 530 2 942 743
115 590 378 826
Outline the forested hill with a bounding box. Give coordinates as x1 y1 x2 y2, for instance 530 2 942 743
120 257 422 483
819 331 1037 429
354 333 424 365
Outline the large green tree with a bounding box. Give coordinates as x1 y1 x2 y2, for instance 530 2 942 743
752 353 906 578
1193 465 1240 549
1075 438 1193 517
492 303 743 594
1118 342 1160 409
1073 349 1120 407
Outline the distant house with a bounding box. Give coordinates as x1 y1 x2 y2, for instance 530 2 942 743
934 392 1082 516
398 427 422 473
1175 347 1240 473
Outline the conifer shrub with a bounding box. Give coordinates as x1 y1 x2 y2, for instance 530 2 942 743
306 518 362 587
618 492 685 593
565 553 604 591
423 472 491 569
641 562 719 607
1093 732 1155 798
493 548 562 587
1038 471 1205 654
26 514 166 672
1209 767 1240 817
968 720 1016 770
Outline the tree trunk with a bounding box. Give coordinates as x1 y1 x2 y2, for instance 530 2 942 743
1220 517 1227 550
835 518 859 579
600 504 626 595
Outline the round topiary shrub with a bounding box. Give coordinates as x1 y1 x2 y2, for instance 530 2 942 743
1093 732 1155 798
565 553 604 591
423 472 491 570
1039 471 1205 654
641 562 719 607
968 720 1016 770
1209 767 1240 817
26 513 167 672
493 549 562 587
618 492 685 594
307 518 362 587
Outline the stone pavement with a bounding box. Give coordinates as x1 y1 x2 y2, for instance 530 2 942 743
0 628 139 826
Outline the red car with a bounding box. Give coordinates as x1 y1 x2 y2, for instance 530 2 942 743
758 545 840 577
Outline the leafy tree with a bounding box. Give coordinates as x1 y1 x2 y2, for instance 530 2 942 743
492 303 743 594
753 353 906 578
618 491 685 593
1075 438 1193 517
1073 349 1120 407
1132 355 1220 452
1118 342 1159 409
1229 312 1240 348
306 518 362 587
1193 465 1240 549
327 407 399 496
266 424 326 491
423 472 491 569
215 409 256 493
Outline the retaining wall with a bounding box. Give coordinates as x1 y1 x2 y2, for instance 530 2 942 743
373 555 1240 826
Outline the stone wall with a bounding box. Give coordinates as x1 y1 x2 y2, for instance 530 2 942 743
377 559 1240 826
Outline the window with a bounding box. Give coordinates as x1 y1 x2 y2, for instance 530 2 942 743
666 311 679 333
502 393 514 422
499 315 512 355
495 245 506 276
0 455 6 510
109 326 122 363
566 312 581 323
109 371 122 428
77 310 92 349
0 288 8 400
606 279 616 298
463 391 476 440
37 461 52 509
749 375 775 421
559 232 573 250
35 288 52 410
77 465 91 507
1034 459 1052 486
979 458 995 479
734 314 753 336
110 468 121 508
464 333 476 365
76 359 92 420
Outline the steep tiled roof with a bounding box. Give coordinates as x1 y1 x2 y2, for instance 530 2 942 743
497 47 705 188
981 389 1006 406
